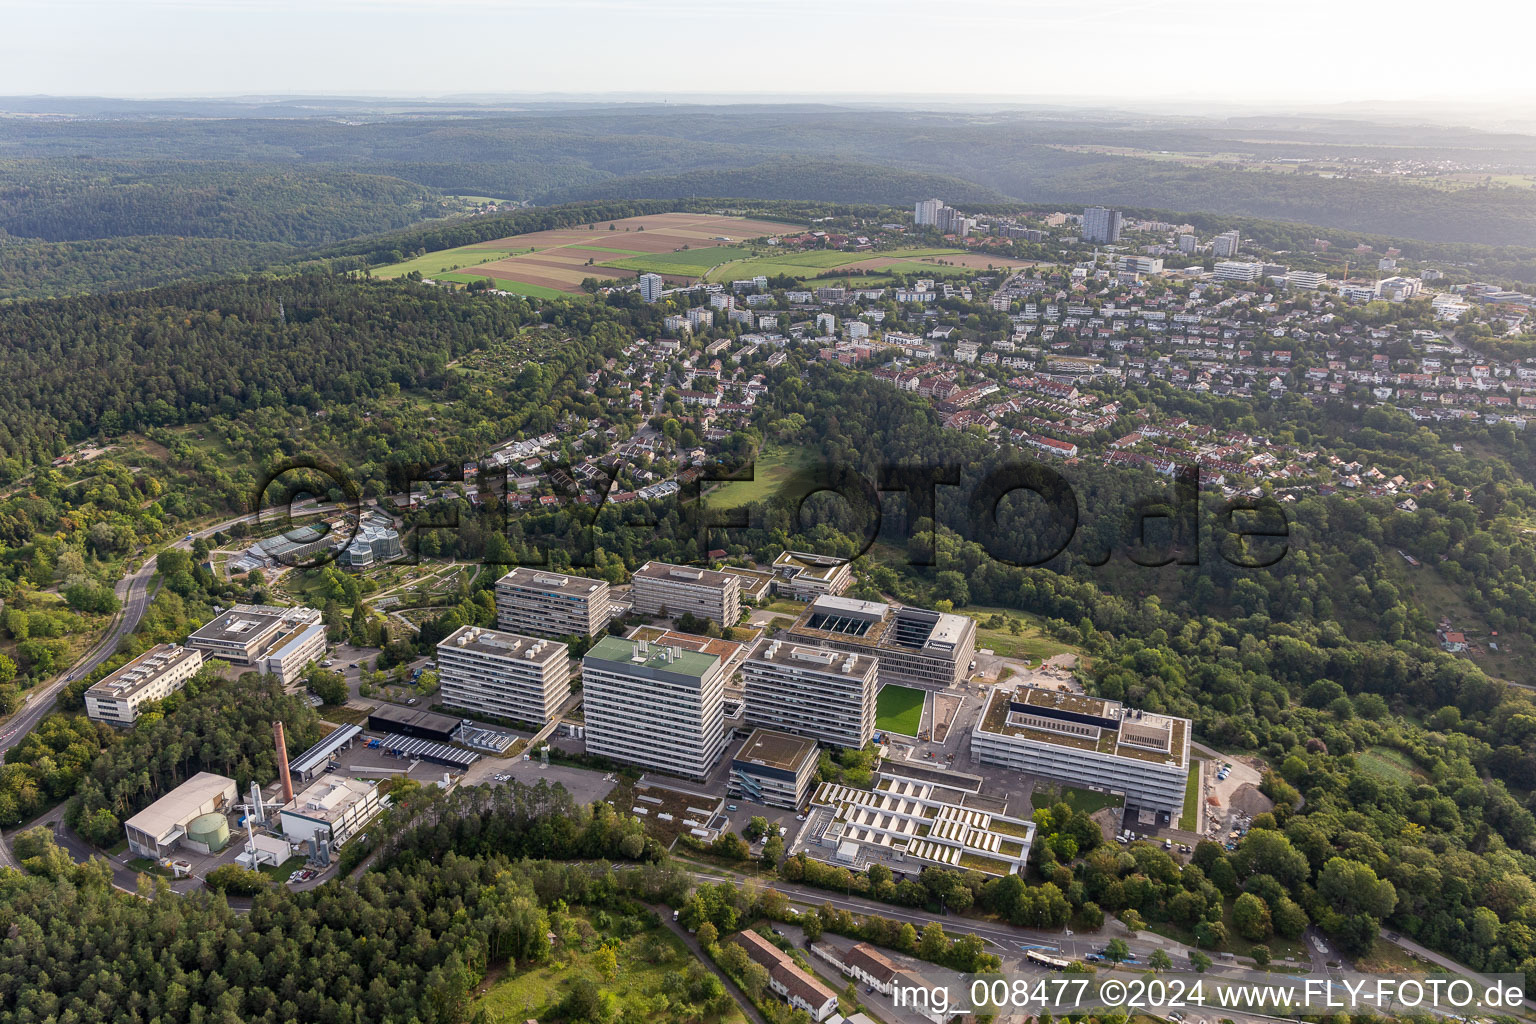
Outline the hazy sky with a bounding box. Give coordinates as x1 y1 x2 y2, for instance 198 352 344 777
0 0 1529 106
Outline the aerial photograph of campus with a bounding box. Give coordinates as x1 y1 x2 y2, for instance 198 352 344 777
3 1 1536 1022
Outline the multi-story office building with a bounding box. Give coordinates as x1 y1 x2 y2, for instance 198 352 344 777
1118 255 1164 275
186 604 325 685
630 561 742 626
785 595 975 690
436 625 571 727
770 550 853 601
728 728 820 809
1214 260 1264 282
743 639 877 749
1082 206 1123 244
1212 229 1242 258
639 273 664 302
85 643 204 725
581 636 726 780
495 567 612 639
971 685 1192 814
1286 270 1328 290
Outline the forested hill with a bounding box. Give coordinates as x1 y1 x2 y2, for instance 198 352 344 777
0 160 446 245
0 275 536 467
538 159 1013 207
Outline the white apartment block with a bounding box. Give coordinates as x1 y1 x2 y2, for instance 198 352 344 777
971 686 1192 814
437 625 571 727
495 567 612 638
770 550 853 601
744 639 877 749
581 636 726 780
630 560 742 626
639 273 664 302
85 644 204 725
186 604 324 685
786 595 976 691
1212 230 1242 258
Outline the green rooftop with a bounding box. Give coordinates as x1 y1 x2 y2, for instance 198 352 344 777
583 635 719 679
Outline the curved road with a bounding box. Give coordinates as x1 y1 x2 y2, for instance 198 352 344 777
0 510 265 757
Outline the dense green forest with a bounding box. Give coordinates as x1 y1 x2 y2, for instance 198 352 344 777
0 160 446 244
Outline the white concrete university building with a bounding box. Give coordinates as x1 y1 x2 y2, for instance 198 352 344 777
580 635 725 780
85 644 204 725
743 639 877 749
436 625 571 727
630 560 742 626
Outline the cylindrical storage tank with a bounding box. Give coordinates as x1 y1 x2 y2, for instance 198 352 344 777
186 812 230 852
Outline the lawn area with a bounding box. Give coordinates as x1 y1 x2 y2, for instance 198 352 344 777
600 245 753 275
1030 783 1124 816
1357 746 1423 785
962 605 1078 663
473 909 747 1024
876 684 926 737
703 442 819 509
372 244 526 279
1180 761 1202 831
257 855 309 880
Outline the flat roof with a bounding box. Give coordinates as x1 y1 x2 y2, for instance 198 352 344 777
439 625 568 666
283 776 376 824
87 643 201 701
190 608 283 644
368 703 461 734
734 728 818 772
624 626 745 668
497 566 607 596
124 772 235 840
634 560 738 591
584 634 719 680
750 638 876 677
979 688 1189 767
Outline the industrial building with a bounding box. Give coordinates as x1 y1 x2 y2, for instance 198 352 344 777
785 595 975 690
187 604 325 685
85 644 204 725
494 566 613 638
743 639 877 749
280 776 382 848
436 625 571 727
630 560 742 626
123 771 238 858
971 685 1192 814
770 550 853 601
368 704 460 742
581 636 726 780
728 728 820 810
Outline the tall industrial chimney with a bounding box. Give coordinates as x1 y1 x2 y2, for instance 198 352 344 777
273 721 294 803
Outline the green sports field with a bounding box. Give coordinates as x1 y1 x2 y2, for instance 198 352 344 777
599 245 753 275
876 684 926 737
